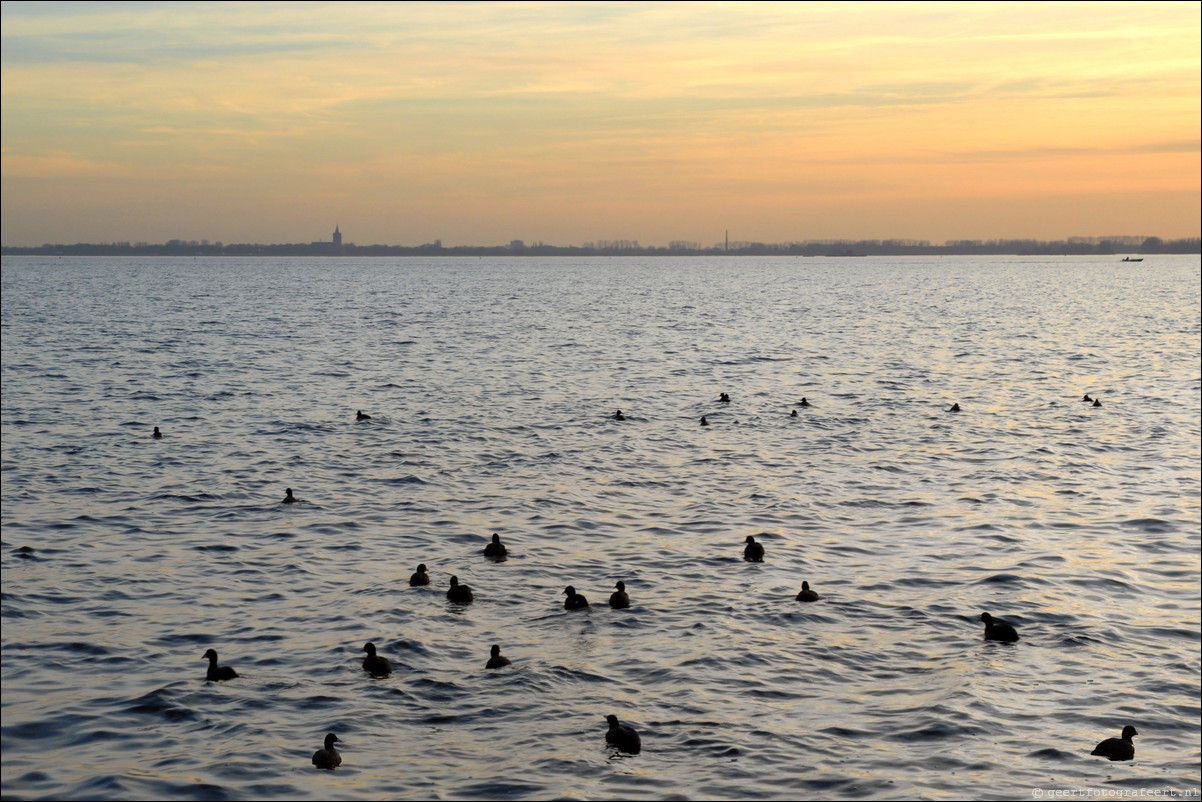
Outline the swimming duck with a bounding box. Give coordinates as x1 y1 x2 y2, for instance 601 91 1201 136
447 575 474 603
202 648 238 682
609 581 631 609
795 581 820 602
483 533 507 559
1092 398 1102 407
699 416 709 426
1082 394 1093 402
356 410 371 420
790 409 798 417
979 612 1019 642
282 488 299 504
743 535 764 562
563 585 589 610
798 397 811 407
719 393 730 403
948 403 961 412
152 426 162 439
409 563 430 586
312 733 341 769
362 642 392 677
605 714 641 754
614 409 626 421
1090 725 1137 761
486 644 511 669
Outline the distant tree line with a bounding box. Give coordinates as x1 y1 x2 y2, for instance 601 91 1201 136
3 235 1197 257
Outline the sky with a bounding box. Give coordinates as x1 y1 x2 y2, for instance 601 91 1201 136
2 1 1199 248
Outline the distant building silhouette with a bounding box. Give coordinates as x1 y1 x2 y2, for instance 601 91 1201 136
308 225 343 252
5 233 1198 258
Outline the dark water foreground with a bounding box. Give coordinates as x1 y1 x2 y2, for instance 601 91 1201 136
2 255 1199 800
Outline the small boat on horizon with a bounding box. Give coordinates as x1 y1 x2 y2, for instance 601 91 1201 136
1121 257 1144 262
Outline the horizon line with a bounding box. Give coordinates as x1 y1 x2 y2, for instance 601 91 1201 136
5 233 1200 250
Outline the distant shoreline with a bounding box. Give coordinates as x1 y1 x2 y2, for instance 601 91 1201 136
3 236 1198 258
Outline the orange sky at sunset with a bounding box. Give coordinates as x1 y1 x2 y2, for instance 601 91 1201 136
2 1 1198 247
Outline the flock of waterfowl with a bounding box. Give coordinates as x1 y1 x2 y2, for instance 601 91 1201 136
616 391 1101 428
176 390 1131 769
200 524 647 766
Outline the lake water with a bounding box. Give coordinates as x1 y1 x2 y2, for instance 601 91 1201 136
2 254 1199 801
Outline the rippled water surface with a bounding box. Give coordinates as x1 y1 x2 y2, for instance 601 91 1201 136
2 255 1200 801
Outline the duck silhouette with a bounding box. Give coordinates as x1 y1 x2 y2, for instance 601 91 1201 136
1090 725 1137 761
202 648 237 681
312 733 341 769
795 581 820 602
605 714 641 754
563 585 589 610
609 581 631 609
362 642 392 677
447 575 474 603
743 535 764 562
980 612 1019 642
486 644 511 669
483 533 507 559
